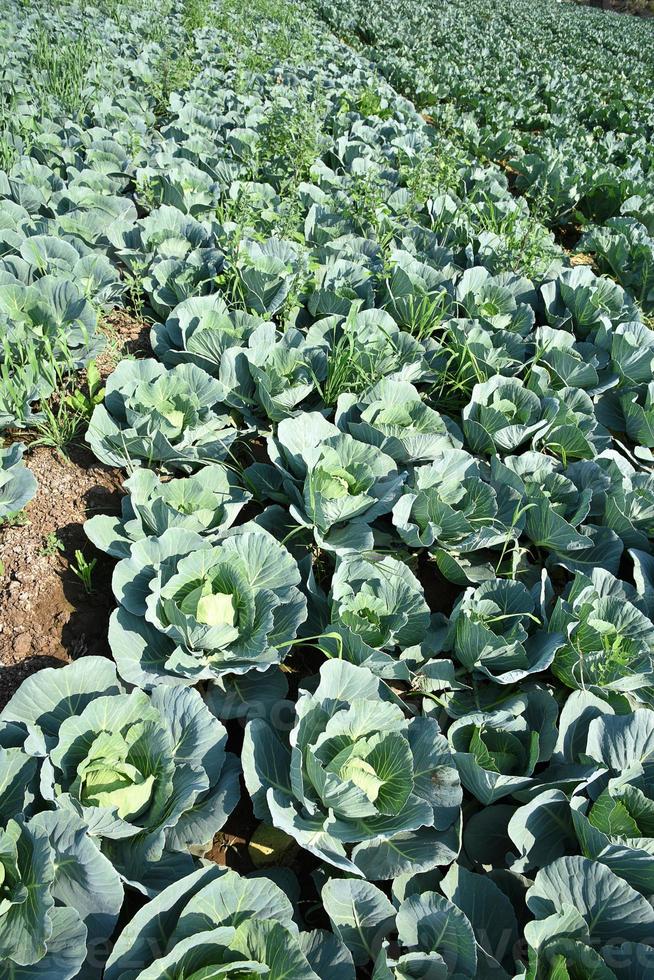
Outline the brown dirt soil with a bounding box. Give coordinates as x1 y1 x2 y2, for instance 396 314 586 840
0 310 150 708
206 791 258 871
573 0 654 17
95 309 152 377
570 252 596 268
0 445 124 704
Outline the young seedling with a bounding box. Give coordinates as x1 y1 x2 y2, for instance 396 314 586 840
64 361 106 421
70 550 97 594
0 509 30 528
40 533 65 558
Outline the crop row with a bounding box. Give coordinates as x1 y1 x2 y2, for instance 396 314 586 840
310 0 654 311
2 0 654 978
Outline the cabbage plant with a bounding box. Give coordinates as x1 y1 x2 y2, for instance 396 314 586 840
243 660 462 878
142 248 225 318
462 377 551 455
570 451 654 554
522 856 654 979
455 266 536 334
108 523 307 689
105 865 355 980
380 246 454 329
247 412 405 553
0 442 37 519
14 234 122 307
530 324 602 392
152 295 326 422
0 274 103 427
335 378 463 465
135 155 219 216
322 867 518 978
0 811 124 980
84 464 250 559
541 266 637 340
620 382 654 457
439 578 563 685
531 385 610 462
566 708 654 895
0 657 240 894
494 453 621 572
307 252 375 317
463 376 609 461
151 293 273 376
580 217 654 313
86 358 240 472
548 568 654 703
499 453 592 549
0 275 102 367
0 352 44 429
245 327 327 423
235 237 306 315
324 553 432 679
432 317 528 388
447 686 558 804
306 307 434 388
390 449 521 577
607 319 654 388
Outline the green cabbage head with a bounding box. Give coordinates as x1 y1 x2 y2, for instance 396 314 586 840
0 658 240 896
243 660 461 879
108 523 307 689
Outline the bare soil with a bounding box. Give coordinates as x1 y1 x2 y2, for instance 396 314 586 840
0 310 150 708
573 0 654 17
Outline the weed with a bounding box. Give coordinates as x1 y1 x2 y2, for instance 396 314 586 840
70 550 97 593
314 307 397 406
31 26 98 119
41 532 64 558
65 361 105 422
346 170 391 235
427 329 487 413
30 399 85 455
256 89 326 194
399 144 462 204
124 260 149 321
0 509 29 528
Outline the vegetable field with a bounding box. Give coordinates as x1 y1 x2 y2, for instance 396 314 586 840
1 0 654 976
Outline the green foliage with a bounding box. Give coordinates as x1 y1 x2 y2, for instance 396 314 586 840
0 442 36 518
40 530 64 557
2 0 654 976
70 549 97 592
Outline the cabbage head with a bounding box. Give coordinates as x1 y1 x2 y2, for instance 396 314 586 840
86 358 240 472
109 523 307 689
243 660 461 878
0 657 240 895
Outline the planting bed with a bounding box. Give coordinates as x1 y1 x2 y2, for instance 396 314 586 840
314 0 654 309
1 0 654 977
